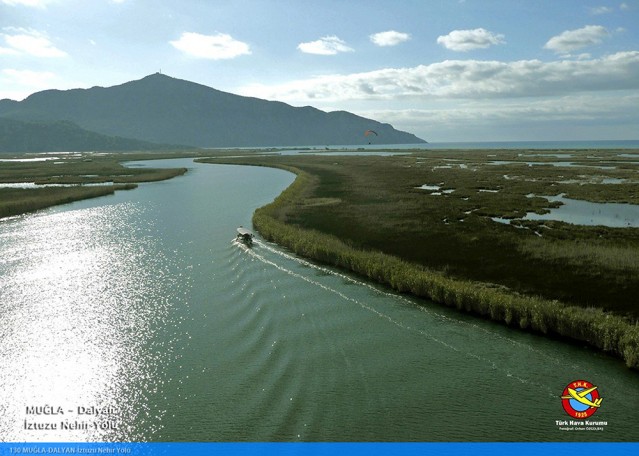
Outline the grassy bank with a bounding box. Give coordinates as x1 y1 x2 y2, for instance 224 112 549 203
253 165 639 369
200 150 639 369
203 151 639 314
0 185 136 218
0 151 189 219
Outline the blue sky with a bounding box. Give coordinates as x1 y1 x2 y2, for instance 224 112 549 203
1 0 638 142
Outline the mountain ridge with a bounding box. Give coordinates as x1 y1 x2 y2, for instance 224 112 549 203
0 73 425 148
0 117 177 153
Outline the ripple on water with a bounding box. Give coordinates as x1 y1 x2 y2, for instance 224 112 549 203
0 203 182 441
3 160 639 443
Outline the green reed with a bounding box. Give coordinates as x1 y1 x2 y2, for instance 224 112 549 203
0 185 136 218
252 166 639 369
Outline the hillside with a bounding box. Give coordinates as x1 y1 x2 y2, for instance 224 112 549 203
0 117 172 153
0 73 425 147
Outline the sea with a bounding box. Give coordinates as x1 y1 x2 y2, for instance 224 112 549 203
280 140 639 150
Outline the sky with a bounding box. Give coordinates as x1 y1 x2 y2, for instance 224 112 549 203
1 0 638 142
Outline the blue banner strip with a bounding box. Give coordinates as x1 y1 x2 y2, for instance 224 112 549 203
1 443 638 456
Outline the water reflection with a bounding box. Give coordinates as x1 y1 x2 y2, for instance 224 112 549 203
488 161 618 170
0 183 115 188
523 194 639 227
0 204 178 441
490 194 639 228
2 159 639 443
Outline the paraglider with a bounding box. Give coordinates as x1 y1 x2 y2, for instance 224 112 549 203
364 129 378 144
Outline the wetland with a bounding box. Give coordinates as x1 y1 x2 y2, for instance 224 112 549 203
2 147 639 369
2 155 639 442
0 151 195 218
201 148 639 368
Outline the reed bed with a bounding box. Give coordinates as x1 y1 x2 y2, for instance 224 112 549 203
519 238 639 277
206 152 639 314
0 185 136 218
253 166 639 370
0 153 188 218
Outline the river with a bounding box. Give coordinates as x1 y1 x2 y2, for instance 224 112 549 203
0 158 638 442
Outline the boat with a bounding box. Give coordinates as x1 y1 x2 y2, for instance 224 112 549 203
236 227 254 246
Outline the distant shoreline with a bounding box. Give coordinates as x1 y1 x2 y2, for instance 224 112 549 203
199 140 639 151
0 152 189 220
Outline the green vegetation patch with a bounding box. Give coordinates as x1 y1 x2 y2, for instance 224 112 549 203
0 185 136 218
201 148 639 369
0 151 191 218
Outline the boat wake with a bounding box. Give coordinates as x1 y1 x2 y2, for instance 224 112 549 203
233 237 564 393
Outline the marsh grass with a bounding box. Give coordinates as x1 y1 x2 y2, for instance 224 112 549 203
0 158 186 184
206 151 639 313
0 185 136 218
202 148 639 369
520 238 639 277
0 151 190 218
251 166 639 369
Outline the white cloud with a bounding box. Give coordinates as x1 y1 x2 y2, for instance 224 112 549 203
297 36 354 55
589 6 614 14
238 52 639 102
357 93 639 141
367 94 639 126
436 28 505 52
0 0 53 7
620 3 629 10
0 69 61 100
1 28 67 57
2 68 54 85
370 30 411 47
170 32 251 60
0 68 56 97
0 45 19 56
544 25 608 53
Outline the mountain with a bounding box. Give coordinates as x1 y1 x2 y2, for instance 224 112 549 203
0 117 174 153
0 73 425 147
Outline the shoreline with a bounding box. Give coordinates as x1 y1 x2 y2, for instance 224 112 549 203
249 163 639 370
3 152 637 369
0 153 188 220
0 184 138 219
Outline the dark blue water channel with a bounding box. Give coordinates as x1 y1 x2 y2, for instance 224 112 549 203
0 159 638 442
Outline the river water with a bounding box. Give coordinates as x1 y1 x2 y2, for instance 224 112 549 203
1 158 638 442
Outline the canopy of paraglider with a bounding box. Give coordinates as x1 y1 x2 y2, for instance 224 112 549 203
364 129 378 144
